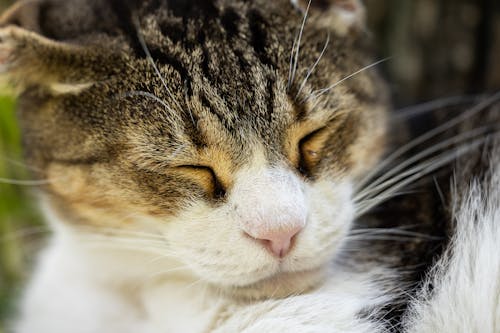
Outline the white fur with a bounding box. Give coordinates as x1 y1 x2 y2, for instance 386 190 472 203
14 150 367 332
403 158 500 333
15 231 393 333
16 144 500 332
212 268 393 332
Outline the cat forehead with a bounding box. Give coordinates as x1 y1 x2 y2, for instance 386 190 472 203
118 1 307 143
5 0 378 170
123 0 360 137
133 0 297 118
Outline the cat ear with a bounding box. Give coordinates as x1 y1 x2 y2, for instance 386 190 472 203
293 0 366 36
0 0 110 94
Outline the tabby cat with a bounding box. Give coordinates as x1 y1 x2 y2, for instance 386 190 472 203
1 0 499 332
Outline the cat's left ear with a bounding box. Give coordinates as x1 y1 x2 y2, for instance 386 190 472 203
293 0 366 36
0 0 118 94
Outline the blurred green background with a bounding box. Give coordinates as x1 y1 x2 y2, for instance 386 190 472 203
0 93 43 332
0 0 498 332
0 3 44 332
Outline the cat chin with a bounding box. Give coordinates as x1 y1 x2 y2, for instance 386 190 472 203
213 266 328 300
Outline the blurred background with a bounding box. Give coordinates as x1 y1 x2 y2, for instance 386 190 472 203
0 0 499 331
0 3 44 332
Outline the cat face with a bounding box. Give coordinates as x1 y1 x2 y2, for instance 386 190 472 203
1 0 388 297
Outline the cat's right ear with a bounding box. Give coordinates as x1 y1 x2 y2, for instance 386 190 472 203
293 0 366 36
0 0 116 94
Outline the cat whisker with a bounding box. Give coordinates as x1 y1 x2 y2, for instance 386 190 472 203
356 125 497 200
147 254 184 265
74 225 166 242
79 236 167 248
148 144 189 171
176 277 209 293
295 33 330 100
288 0 312 90
306 57 391 102
78 237 170 254
287 28 300 91
128 142 189 173
0 155 45 172
116 91 177 117
356 141 487 209
134 20 196 126
354 134 499 215
77 234 167 246
356 129 500 206
145 265 192 281
433 176 446 207
393 94 483 122
345 235 435 242
349 228 441 241
356 91 500 192
0 177 63 186
0 226 50 243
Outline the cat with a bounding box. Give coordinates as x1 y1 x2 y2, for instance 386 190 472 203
0 0 499 332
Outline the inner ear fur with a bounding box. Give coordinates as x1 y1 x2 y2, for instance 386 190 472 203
296 0 366 36
0 0 122 92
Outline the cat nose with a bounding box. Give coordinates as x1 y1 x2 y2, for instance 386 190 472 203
245 225 303 258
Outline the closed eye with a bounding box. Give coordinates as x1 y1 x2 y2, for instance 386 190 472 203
176 165 227 199
298 127 327 177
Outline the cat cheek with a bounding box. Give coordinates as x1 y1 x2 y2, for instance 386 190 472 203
288 180 355 266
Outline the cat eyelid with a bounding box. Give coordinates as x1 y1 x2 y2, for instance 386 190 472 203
174 165 227 199
175 164 214 171
297 126 328 176
299 126 327 147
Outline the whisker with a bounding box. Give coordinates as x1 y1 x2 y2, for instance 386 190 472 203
357 137 492 206
356 125 496 200
393 95 482 121
80 242 169 256
344 235 435 242
0 156 44 173
0 226 50 243
78 235 167 247
295 33 330 100
356 91 500 192
288 29 300 90
116 91 176 116
0 177 60 186
133 20 196 126
288 0 312 90
146 265 192 280
176 277 208 293
349 228 441 241
74 226 166 242
433 176 446 207
355 134 498 215
77 235 170 254
306 57 391 102
147 254 183 265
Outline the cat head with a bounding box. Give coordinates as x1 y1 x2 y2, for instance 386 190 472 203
1 0 388 298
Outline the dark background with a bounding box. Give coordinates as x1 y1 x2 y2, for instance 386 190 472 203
366 0 500 105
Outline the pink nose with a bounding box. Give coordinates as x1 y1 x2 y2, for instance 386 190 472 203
246 226 302 258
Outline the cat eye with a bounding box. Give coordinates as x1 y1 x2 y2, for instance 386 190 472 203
176 165 227 199
297 127 327 177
